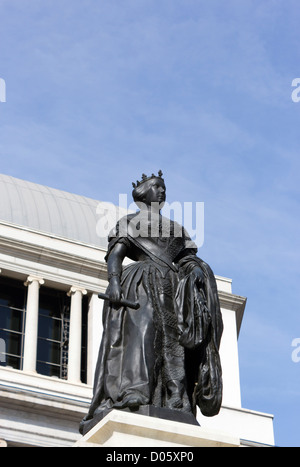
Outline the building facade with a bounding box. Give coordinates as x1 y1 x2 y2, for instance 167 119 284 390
0 174 274 447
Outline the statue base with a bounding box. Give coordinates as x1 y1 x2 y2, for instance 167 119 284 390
80 405 199 436
74 409 240 447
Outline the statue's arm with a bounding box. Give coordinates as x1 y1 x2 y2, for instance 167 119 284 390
106 242 127 303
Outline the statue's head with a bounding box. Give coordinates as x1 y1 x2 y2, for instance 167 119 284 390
132 171 166 208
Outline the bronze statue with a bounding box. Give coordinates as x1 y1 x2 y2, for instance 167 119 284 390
80 172 223 434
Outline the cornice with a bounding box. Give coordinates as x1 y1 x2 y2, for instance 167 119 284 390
0 232 107 281
218 290 247 336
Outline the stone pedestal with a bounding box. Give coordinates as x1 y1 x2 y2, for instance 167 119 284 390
74 410 240 447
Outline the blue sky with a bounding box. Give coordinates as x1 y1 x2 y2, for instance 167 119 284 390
0 0 299 446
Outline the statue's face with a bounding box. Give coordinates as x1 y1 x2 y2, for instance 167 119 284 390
143 178 166 206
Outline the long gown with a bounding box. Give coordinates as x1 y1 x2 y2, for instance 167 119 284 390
79 212 223 434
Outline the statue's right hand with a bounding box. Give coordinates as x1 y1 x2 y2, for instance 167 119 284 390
108 276 122 303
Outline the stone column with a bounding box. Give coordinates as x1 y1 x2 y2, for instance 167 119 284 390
87 292 103 385
23 276 44 373
67 286 87 383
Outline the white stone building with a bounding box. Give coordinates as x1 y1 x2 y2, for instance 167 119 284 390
0 174 274 447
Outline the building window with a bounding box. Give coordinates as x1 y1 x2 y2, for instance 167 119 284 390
0 276 88 383
36 287 71 379
0 277 26 370
36 286 88 383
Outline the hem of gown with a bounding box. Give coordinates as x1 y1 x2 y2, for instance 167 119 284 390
80 405 199 436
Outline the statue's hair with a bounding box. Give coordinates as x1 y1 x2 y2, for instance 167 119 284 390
132 177 165 203
132 179 152 203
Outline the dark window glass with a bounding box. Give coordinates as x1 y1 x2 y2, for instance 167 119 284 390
0 329 22 356
39 291 62 319
38 315 61 341
36 361 60 378
37 338 61 365
0 306 23 333
0 279 26 310
3 355 21 369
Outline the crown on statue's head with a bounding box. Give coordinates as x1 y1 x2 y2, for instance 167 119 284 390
132 170 164 189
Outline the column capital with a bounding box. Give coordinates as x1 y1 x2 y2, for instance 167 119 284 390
24 276 45 287
67 285 87 297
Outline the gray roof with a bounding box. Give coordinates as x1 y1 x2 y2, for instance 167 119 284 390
0 174 123 248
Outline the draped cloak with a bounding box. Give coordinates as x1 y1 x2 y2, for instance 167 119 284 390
79 213 223 433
